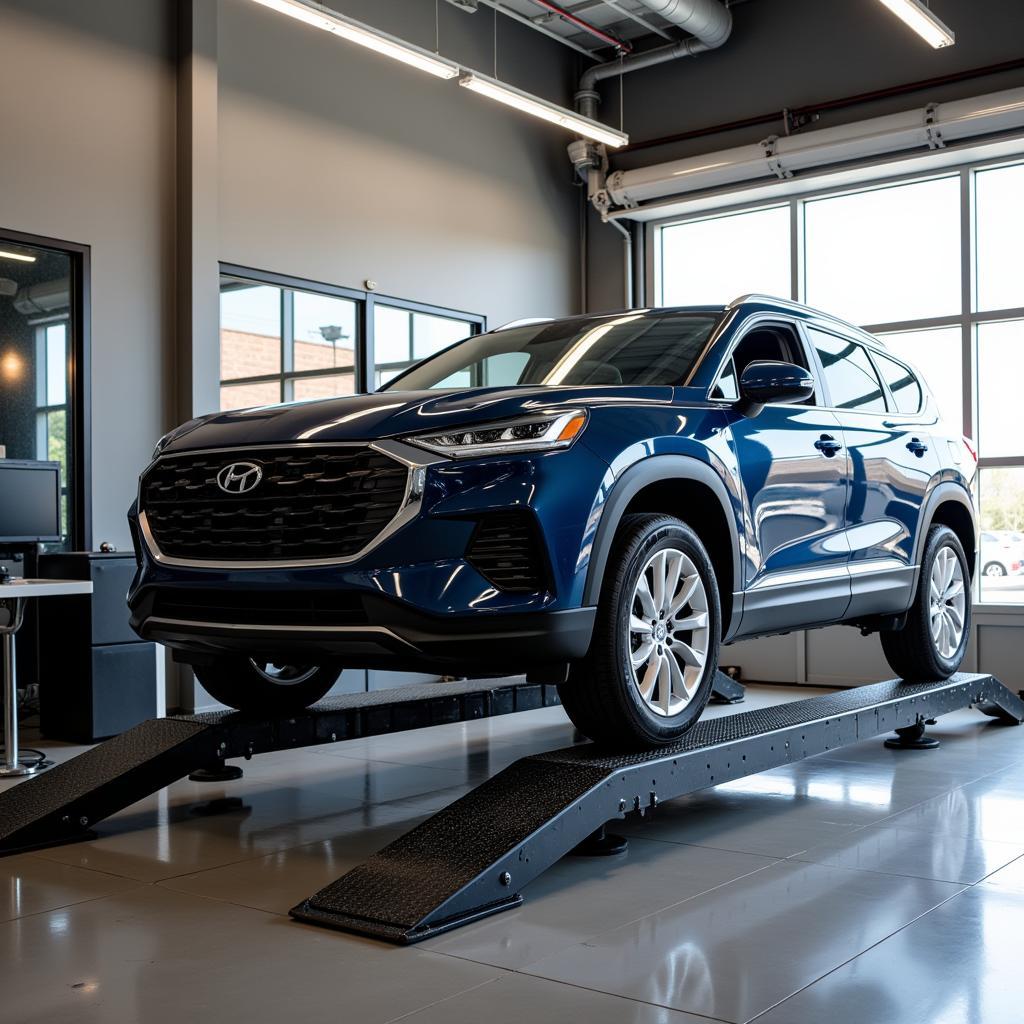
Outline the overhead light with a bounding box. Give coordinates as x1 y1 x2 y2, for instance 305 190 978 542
877 0 955 48
248 0 461 79
0 250 36 263
459 72 629 148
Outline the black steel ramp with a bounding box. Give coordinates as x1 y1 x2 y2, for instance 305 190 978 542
0 678 560 856
291 673 1024 944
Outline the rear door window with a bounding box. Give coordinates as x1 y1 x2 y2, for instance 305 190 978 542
809 329 887 413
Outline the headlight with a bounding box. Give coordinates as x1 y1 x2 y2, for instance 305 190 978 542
405 411 587 459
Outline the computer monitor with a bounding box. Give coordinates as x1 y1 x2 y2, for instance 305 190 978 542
0 460 62 543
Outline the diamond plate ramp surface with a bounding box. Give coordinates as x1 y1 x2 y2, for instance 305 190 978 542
0 718 211 854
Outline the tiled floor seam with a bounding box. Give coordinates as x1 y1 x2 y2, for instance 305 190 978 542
379 975 510 1024
742 883 975 1023
0 881 151 925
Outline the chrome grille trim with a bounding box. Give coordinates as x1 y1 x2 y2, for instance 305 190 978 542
137 440 445 569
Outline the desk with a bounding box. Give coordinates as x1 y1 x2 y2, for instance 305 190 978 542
0 578 93 776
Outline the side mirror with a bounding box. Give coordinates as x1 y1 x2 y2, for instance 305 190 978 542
737 360 815 417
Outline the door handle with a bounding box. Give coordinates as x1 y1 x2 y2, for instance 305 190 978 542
814 434 843 457
906 437 929 457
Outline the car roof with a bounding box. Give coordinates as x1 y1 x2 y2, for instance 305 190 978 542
496 297 886 352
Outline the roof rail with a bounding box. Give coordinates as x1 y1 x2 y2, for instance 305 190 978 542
727 293 807 312
726 294 886 348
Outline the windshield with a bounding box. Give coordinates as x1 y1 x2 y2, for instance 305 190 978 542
382 312 720 391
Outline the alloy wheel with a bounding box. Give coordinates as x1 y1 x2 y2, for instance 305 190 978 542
628 547 710 717
249 660 319 686
929 545 966 659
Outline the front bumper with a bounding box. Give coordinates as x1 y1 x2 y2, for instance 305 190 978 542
128 440 610 671
132 594 596 673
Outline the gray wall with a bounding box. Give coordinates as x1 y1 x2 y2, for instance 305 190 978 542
0 0 584 547
0 0 176 550
587 0 1024 310
218 0 581 332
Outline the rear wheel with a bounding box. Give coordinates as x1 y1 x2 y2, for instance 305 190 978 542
558 514 720 748
983 561 1006 578
881 525 971 681
194 657 341 714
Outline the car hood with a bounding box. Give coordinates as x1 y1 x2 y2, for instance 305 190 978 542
160 385 675 452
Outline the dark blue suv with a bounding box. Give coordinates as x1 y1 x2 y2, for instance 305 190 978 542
128 295 977 747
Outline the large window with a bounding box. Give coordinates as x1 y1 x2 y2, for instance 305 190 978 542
373 305 475 387
658 205 790 306
220 277 358 411
219 268 482 410
654 157 1024 605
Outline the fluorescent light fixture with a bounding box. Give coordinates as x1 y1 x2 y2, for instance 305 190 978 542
248 0 461 79
0 250 36 263
877 0 955 48
459 72 629 148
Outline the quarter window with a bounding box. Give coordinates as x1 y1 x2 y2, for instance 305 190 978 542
809 329 887 413
875 352 922 415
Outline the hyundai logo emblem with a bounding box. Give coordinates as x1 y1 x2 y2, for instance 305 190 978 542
216 461 263 495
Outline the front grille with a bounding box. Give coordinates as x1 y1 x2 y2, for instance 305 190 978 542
149 588 368 627
467 511 548 592
141 446 408 561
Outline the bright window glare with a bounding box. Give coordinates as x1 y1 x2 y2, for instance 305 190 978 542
660 206 791 306
804 176 961 325
975 164 1024 312
880 326 962 428
978 320 1024 459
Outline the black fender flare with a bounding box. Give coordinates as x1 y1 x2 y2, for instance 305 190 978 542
912 480 977 576
582 454 742 607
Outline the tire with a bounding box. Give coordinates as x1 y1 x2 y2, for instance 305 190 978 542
194 657 341 714
881 525 971 682
983 561 1006 578
558 513 721 748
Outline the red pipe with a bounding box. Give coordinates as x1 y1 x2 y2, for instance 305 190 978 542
526 0 633 53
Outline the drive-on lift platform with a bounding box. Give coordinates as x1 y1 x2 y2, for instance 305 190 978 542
0 671 1020 944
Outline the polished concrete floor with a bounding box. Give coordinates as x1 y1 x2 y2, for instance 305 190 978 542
3 683 1024 1023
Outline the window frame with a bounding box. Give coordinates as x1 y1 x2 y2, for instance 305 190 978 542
219 263 486 402
648 152 1024 609
707 315 822 407
0 226 91 550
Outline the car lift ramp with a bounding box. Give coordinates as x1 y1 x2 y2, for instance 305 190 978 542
0 677 564 856
290 673 1024 944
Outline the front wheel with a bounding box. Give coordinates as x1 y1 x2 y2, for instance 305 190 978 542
881 525 971 681
983 561 1006 578
558 514 720 748
194 658 341 714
